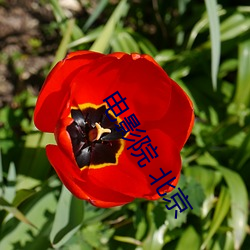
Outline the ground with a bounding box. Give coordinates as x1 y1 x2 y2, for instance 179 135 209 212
0 0 84 107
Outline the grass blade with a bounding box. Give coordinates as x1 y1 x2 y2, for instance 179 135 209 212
5 162 16 203
176 226 200 250
205 0 221 90
234 40 250 108
51 18 75 69
211 165 248 250
83 0 109 31
50 186 84 248
201 186 230 249
0 197 36 228
90 0 129 53
0 150 3 197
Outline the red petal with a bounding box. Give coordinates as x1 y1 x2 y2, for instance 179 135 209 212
108 52 126 59
133 53 194 149
84 147 152 199
161 78 194 150
46 144 134 208
148 171 181 200
84 129 181 200
69 54 172 122
54 116 75 158
34 51 104 132
135 129 181 199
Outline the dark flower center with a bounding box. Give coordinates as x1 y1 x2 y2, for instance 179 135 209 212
66 105 125 169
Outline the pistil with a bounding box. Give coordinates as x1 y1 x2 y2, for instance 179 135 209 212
88 122 111 142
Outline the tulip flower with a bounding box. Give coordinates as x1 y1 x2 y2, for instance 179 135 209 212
34 51 194 208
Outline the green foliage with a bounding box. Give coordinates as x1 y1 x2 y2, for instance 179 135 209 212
1 0 250 249
50 186 84 248
204 0 221 90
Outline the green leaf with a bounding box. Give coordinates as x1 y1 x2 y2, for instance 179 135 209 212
49 0 66 23
201 186 230 249
51 18 75 69
0 176 57 250
177 0 191 15
82 203 120 226
135 208 147 240
13 189 36 207
183 179 205 217
19 128 54 179
118 31 140 53
184 166 221 198
176 226 201 250
205 0 221 90
233 131 250 169
49 0 83 40
142 203 167 250
187 14 209 49
68 27 102 49
234 40 250 108
184 166 221 217
50 186 84 248
81 222 114 248
90 0 129 53
0 197 36 228
143 223 167 250
16 175 41 190
210 165 248 250
155 50 175 65
111 31 140 53
5 162 16 203
83 0 109 31
165 200 188 231
220 14 250 41
110 35 123 52
131 32 158 56
0 150 4 197
114 236 142 246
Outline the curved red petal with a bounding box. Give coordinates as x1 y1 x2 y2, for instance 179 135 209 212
160 78 194 150
34 51 104 132
148 171 181 200
84 148 151 199
139 53 194 149
130 53 194 150
85 129 181 200
46 144 134 208
69 54 172 123
54 116 75 158
137 129 181 199
107 52 126 59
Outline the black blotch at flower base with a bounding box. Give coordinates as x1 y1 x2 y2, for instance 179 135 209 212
66 105 125 168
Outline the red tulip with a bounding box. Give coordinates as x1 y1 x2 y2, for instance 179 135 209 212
34 51 194 208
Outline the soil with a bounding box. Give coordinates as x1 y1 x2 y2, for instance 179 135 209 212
0 0 84 107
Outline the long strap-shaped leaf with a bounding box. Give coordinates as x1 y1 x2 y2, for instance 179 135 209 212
205 0 221 91
50 186 84 248
210 165 248 250
90 0 129 53
234 40 250 108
